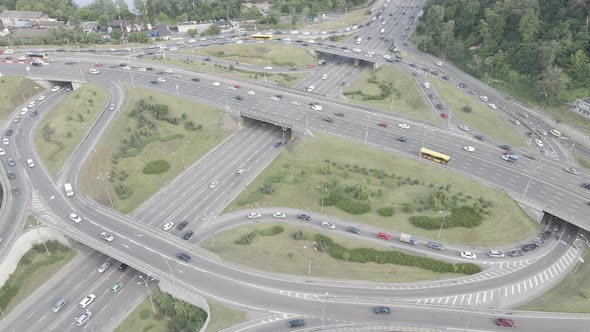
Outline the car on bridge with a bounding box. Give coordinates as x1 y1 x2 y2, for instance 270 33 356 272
495 318 516 327
100 232 114 242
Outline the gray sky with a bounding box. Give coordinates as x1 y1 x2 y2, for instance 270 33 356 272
73 0 135 10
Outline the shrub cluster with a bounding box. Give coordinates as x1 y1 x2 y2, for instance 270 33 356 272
142 160 171 174
409 206 483 230
376 207 395 217
258 225 284 236
313 235 481 275
151 289 207 331
235 231 257 245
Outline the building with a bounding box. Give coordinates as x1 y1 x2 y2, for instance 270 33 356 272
574 98 590 118
109 19 130 33
177 21 212 35
150 24 171 39
80 21 99 33
0 10 49 28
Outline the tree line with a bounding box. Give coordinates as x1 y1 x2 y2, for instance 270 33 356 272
415 0 590 103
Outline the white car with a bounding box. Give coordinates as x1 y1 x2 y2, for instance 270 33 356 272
51 86 61 92
311 105 323 111
37 95 45 101
209 181 219 189
109 104 115 111
227 86 237 90
163 222 174 231
565 167 579 175
398 123 410 129
321 74 328 80
0 148 5 156
69 213 82 223
383 54 392 59
20 108 28 115
88 68 100 74
460 251 477 260
26 159 35 167
290 101 301 106
488 250 504 258
247 90 255 95
463 146 475 152
3 138 9 145
488 103 497 110
212 82 221 86
264 66 273 70
535 139 544 147
270 96 280 101
550 129 561 137
169 47 178 50
247 212 261 219
157 77 166 83
459 125 470 131
164 69 173 74
199 37 207 41
13 117 20 123
321 222 336 229
272 212 286 218
353 48 362 52
97 262 111 273
4 49 13 54
122 66 131 70
435 61 443 66
28 101 36 108
188 39 196 43
100 232 114 242
512 119 521 125
138 67 147 72
79 294 96 309
479 95 488 102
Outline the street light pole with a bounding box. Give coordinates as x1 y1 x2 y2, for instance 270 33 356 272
139 275 156 314
437 211 449 241
523 164 543 198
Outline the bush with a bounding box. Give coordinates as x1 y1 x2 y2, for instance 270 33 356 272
410 206 483 229
139 308 151 319
258 225 284 236
581 290 590 299
312 235 480 275
235 231 257 245
335 198 371 215
143 160 171 174
376 207 395 217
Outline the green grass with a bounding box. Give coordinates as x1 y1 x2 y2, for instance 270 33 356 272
202 224 463 282
23 216 41 230
303 8 369 31
179 44 316 68
519 251 590 313
206 300 248 332
575 153 590 171
432 80 526 148
1 245 76 314
78 87 229 213
344 66 439 123
152 57 309 88
0 76 42 121
34 83 109 176
115 297 171 332
225 134 538 246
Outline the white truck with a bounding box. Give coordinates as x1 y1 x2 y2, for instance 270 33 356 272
400 233 417 245
356 37 362 45
64 183 74 197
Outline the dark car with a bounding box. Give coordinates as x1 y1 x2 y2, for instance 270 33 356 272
297 213 310 221
177 252 191 262
509 250 523 257
582 183 590 190
323 118 333 123
442 75 450 81
385 59 393 63
119 63 128 67
428 242 445 251
540 231 552 240
117 263 128 272
235 95 244 101
7 158 15 166
5 129 12 136
435 104 444 110
334 112 344 117
177 221 189 230
458 83 467 88
183 231 194 240
474 135 486 141
274 142 282 148
11 187 19 195
408 63 416 68
7 171 16 179
373 306 391 314
191 78 201 82
156 71 165 74
524 154 537 160
499 144 511 150
150 80 159 85
346 226 360 234
30 110 38 117
203 57 211 61
397 136 407 143
146 67 154 71
65 61 76 65
287 319 305 328
522 243 538 252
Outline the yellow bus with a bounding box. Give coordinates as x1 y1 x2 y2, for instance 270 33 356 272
420 147 450 165
251 33 272 41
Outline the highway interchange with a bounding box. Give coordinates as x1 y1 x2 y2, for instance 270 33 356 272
0 0 589 331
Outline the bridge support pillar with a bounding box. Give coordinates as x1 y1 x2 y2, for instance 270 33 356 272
354 58 360 67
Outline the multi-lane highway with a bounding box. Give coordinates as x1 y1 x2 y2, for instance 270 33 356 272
0 0 590 330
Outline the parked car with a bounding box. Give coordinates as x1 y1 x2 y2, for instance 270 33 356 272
177 221 189 230
183 231 194 240
522 243 538 252
163 222 174 231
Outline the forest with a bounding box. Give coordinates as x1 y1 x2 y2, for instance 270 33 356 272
415 0 590 104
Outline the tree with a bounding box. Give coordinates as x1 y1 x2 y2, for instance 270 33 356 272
202 24 220 36
187 29 197 38
568 50 590 85
519 7 540 44
352 183 369 201
110 29 122 43
538 66 569 103
291 14 299 27
176 13 188 23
